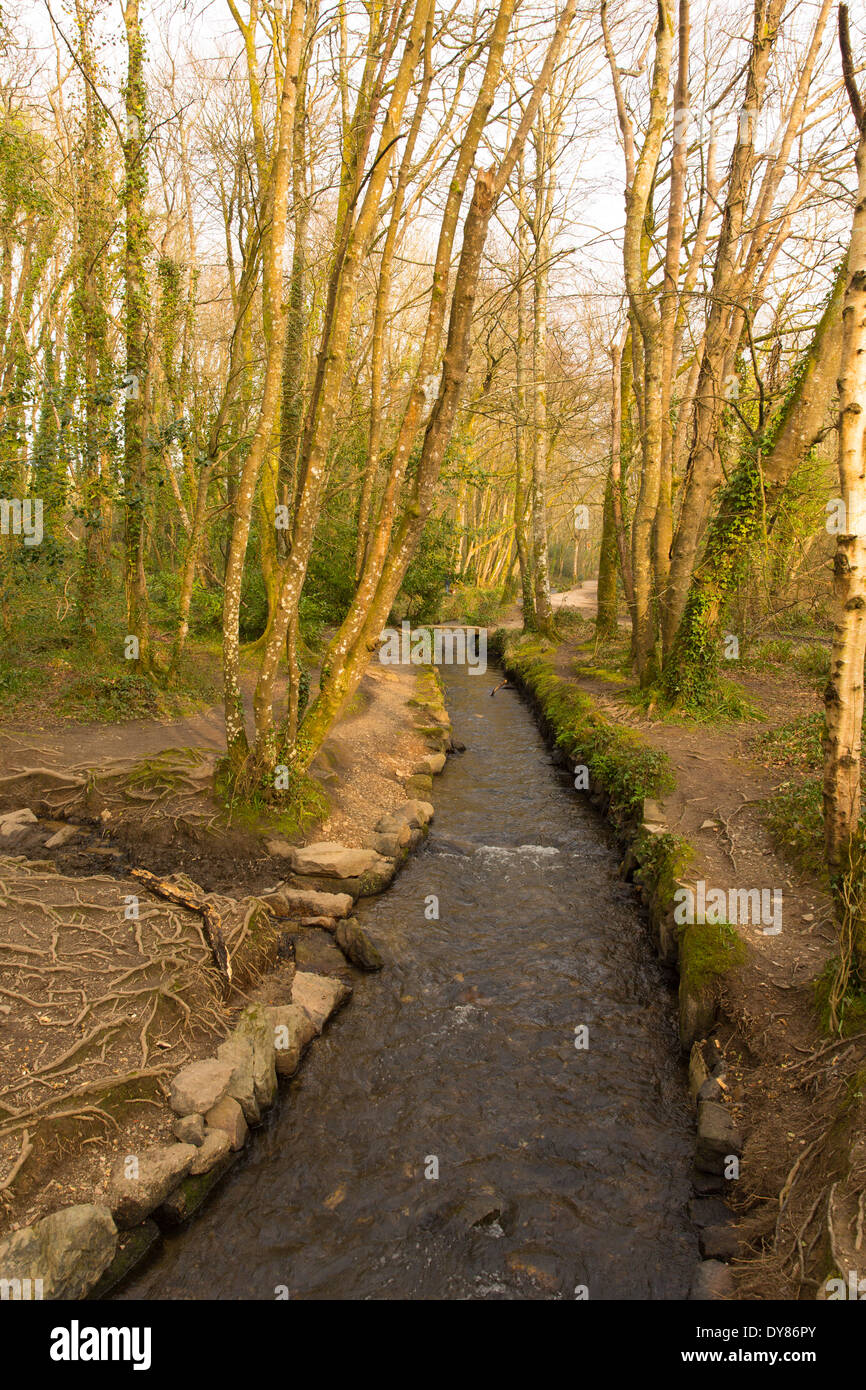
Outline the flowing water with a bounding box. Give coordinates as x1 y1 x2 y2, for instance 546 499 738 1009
118 665 697 1300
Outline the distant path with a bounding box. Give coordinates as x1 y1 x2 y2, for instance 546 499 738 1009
551 580 598 616
498 579 600 630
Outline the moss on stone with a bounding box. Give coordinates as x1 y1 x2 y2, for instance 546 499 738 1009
679 920 747 999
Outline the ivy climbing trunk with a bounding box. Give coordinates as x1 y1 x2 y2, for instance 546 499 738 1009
661 260 845 709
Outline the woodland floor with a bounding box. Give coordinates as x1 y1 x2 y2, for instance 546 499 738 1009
0 657 431 1239
539 583 859 1299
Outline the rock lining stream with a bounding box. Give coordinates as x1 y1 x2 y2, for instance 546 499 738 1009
117 665 698 1300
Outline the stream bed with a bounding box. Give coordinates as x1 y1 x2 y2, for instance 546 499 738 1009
117 664 698 1300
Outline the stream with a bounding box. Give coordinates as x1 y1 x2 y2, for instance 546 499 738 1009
117 663 698 1300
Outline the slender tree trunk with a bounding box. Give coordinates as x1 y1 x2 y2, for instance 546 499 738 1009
824 9 866 938
122 0 151 671
661 0 785 654
222 0 307 766
514 157 536 629
530 134 555 632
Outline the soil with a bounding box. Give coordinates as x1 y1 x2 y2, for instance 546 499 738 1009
0 658 435 1240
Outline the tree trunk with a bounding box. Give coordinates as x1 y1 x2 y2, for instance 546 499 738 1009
122 0 151 671
662 259 845 708
824 10 866 919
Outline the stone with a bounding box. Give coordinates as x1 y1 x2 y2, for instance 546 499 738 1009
403 774 433 798
267 1003 317 1076
423 705 450 727
216 1035 261 1125
285 873 364 900
292 971 352 1034
356 859 398 896
460 1189 512 1234
284 842 387 880
375 799 434 834
688 1040 710 1105
419 726 449 747
266 837 295 857
414 752 446 776
44 824 81 848
233 1004 278 1111
698 1077 725 1104
696 1100 743 1174
689 1259 736 1300
89 1220 160 1300
172 1113 205 1147
293 929 351 975
0 808 37 841
263 885 354 919
691 1167 724 1196
154 1154 237 1228
0 1203 117 1300
335 917 384 971
367 827 411 858
699 1224 739 1261
296 915 338 931
107 1144 197 1228
679 987 718 1051
189 1128 232 1175
204 1096 248 1150
169 1059 233 1116
688 1197 732 1228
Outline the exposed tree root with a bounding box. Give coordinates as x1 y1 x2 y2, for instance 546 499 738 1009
130 867 232 981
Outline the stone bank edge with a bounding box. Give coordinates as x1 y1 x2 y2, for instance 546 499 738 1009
492 628 742 1300
0 667 455 1302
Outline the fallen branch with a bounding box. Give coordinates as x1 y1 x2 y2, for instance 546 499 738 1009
130 868 232 982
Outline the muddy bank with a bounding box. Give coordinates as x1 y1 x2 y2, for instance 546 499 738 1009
0 660 453 1291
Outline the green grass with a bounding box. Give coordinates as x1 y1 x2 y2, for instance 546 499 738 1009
745 637 793 669
757 709 866 877
0 562 220 722
216 760 330 840
743 637 830 686
640 680 757 724
793 643 830 684
762 778 825 877
755 711 824 772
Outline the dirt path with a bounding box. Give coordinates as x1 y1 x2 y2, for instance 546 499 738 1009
538 628 850 1297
